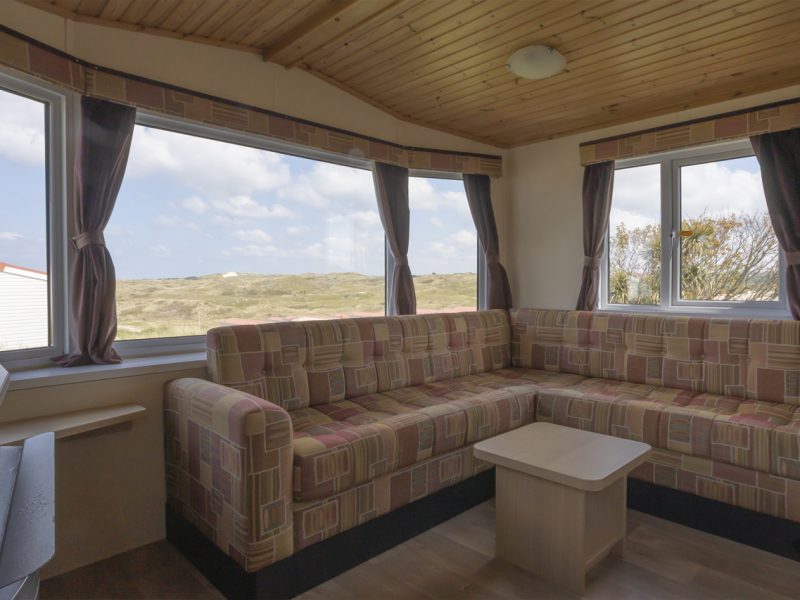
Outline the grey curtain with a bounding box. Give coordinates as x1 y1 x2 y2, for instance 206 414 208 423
463 174 512 309
373 162 416 315
57 97 136 366
576 161 615 311
751 129 800 319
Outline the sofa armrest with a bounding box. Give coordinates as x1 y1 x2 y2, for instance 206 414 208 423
164 378 294 572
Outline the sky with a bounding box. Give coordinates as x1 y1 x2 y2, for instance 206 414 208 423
0 87 477 280
609 155 768 234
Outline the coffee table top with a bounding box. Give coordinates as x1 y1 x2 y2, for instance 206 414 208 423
473 423 651 492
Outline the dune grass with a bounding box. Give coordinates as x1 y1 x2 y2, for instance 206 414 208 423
116 272 477 340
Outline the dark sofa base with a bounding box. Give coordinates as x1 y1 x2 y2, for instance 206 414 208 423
167 470 800 600
166 469 496 600
627 478 800 562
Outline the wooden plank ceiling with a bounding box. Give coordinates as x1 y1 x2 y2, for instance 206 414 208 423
19 0 800 147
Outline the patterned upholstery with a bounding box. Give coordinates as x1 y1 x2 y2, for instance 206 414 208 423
631 447 800 521
165 378 294 572
293 445 493 551
166 308 800 573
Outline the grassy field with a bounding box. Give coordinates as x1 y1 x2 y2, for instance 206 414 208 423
116 272 477 340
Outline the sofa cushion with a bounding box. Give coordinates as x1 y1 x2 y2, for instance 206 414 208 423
710 400 795 472
658 394 742 458
291 402 435 501
535 379 695 446
773 408 800 479
290 371 540 502
208 321 311 411
746 319 800 405
510 309 627 379
622 314 707 392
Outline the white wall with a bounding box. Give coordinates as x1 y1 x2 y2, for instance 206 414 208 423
0 268 48 351
508 84 800 310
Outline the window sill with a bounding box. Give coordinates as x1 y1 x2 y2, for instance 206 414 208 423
8 352 207 392
599 304 792 320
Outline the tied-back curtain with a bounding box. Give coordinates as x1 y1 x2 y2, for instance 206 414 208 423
373 162 416 315
751 129 800 319
463 174 512 309
576 161 615 311
57 97 136 366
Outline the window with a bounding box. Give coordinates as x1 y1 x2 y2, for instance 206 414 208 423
0 74 65 362
603 141 785 315
408 176 478 313
108 117 385 343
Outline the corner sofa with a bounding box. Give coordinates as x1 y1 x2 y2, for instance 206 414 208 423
164 308 800 574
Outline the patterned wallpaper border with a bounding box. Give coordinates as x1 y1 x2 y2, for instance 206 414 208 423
580 98 800 165
0 26 503 177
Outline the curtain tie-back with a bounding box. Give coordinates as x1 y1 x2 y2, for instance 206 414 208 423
72 231 106 251
786 251 800 266
485 251 500 264
584 256 602 268
394 256 409 267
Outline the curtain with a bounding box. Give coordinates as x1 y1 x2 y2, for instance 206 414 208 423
57 97 136 366
373 162 416 314
463 174 512 309
751 129 800 319
576 161 615 311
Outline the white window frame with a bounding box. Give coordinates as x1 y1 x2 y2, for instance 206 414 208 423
600 139 790 318
0 69 70 370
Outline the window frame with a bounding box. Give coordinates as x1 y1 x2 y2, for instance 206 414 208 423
0 69 70 370
600 139 789 318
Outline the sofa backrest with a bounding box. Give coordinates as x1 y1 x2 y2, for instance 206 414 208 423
511 308 800 405
207 310 510 411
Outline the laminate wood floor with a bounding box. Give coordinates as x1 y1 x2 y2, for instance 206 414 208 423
41 502 800 599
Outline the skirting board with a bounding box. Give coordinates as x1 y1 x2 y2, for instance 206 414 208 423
627 478 800 562
166 469 496 600
167 471 800 600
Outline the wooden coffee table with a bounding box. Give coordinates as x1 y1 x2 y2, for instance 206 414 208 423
473 422 651 594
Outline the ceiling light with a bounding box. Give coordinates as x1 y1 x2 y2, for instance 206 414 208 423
506 45 566 80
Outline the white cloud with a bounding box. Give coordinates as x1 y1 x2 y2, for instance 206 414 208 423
126 126 291 198
430 229 478 259
681 160 766 218
280 162 375 209
154 215 198 229
610 159 767 232
287 225 311 235
0 232 23 241
430 217 444 228
181 195 209 214
225 244 279 257
149 244 170 257
328 210 381 228
211 195 297 220
0 90 45 167
234 228 272 243
409 178 470 216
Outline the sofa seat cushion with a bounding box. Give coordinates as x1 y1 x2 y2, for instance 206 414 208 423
773 408 800 479
289 371 548 502
536 378 698 446
658 394 742 458
710 400 795 472
291 401 435 501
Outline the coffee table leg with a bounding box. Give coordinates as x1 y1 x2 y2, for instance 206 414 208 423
495 466 588 594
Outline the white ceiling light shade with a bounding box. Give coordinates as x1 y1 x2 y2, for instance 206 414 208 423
506 45 566 79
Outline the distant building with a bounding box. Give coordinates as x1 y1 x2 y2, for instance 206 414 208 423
222 272 239 278
0 262 48 352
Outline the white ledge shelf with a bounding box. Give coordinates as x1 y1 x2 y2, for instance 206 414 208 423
0 404 146 446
